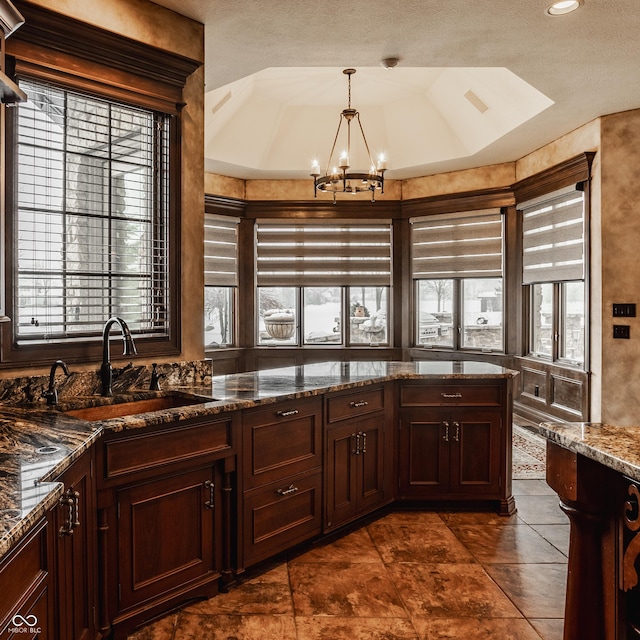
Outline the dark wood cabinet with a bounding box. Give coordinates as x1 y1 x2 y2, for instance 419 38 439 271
324 385 393 531
115 464 223 612
0 516 54 640
96 412 238 639
241 396 323 567
397 381 514 515
54 449 98 640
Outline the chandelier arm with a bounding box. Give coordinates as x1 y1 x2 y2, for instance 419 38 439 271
325 114 345 176
355 113 376 167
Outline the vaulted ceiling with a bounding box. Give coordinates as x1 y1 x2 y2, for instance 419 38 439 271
150 0 640 181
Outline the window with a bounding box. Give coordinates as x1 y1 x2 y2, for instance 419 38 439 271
255 220 391 346
12 78 171 345
412 209 504 351
520 186 586 366
204 214 238 347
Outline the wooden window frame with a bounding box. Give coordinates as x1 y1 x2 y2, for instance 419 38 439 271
0 2 200 367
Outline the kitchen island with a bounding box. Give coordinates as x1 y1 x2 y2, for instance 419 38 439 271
539 421 640 640
0 360 517 638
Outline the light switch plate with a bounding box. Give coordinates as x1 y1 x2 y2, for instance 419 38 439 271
613 303 636 317
613 325 630 339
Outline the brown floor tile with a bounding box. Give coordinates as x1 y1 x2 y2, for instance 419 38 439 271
438 510 522 526
368 522 475 564
512 479 557 496
450 524 567 564
530 524 570 557
386 562 522 619
514 495 568 525
484 563 568 619
412 617 543 639
296 616 418 640
377 511 446 526
290 527 381 563
528 618 565 639
173 612 297 639
127 613 177 640
183 562 293 615
289 561 407 617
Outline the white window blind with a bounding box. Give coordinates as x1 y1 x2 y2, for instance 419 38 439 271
411 209 503 279
14 79 170 343
256 220 392 287
519 187 585 284
204 214 239 287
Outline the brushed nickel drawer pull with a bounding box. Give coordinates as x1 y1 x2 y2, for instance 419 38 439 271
441 392 463 399
442 421 450 442
276 484 299 497
350 400 369 408
276 409 299 417
454 422 460 442
361 431 367 454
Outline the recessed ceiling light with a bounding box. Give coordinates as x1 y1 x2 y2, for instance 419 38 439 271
546 0 583 16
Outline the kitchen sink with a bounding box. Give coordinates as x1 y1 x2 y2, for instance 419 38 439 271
61 393 207 421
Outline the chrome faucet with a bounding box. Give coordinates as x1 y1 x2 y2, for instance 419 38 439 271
43 359 70 406
101 317 137 396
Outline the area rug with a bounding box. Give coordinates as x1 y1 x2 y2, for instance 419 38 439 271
512 422 546 479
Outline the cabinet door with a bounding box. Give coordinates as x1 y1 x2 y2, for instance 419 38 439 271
449 409 502 496
56 451 97 640
116 465 220 612
0 517 53 640
325 424 359 529
357 414 387 514
398 408 449 498
325 413 389 530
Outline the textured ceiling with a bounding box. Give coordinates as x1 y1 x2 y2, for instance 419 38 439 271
149 0 640 180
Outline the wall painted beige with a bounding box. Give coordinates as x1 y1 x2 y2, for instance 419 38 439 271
597 109 640 425
402 163 515 200
21 0 206 371
244 178 402 202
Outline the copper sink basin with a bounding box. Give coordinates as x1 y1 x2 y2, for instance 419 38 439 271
62 394 205 421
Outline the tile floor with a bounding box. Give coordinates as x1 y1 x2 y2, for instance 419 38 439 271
129 478 569 640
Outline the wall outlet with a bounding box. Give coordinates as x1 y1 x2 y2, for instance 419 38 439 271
613 324 630 339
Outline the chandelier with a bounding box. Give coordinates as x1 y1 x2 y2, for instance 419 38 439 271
310 68 387 203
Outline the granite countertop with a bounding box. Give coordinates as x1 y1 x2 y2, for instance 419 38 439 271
0 359 516 560
539 421 640 482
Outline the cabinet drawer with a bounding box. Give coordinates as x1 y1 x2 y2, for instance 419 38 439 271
243 469 322 567
400 384 501 407
0 517 49 633
104 415 233 479
243 397 322 489
326 386 385 423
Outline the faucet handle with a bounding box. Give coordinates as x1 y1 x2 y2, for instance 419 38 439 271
149 363 166 391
